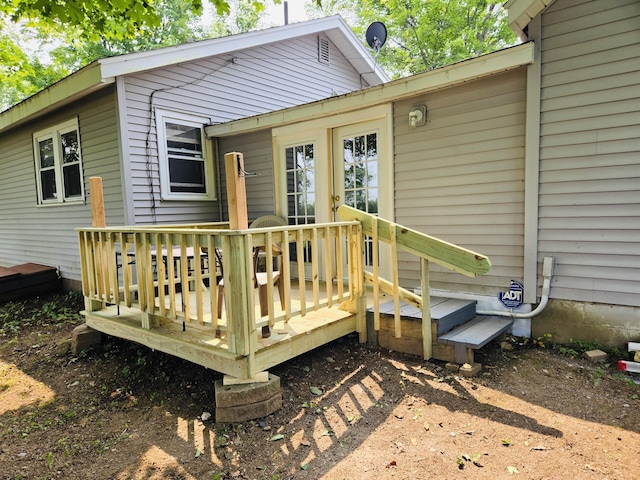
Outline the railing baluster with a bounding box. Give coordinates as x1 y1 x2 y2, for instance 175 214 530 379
180 237 190 322
390 223 401 339
421 258 432 360
372 217 380 331
195 234 204 326
156 233 166 318
265 230 275 328
166 234 177 320
323 226 332 308
296 229 306 317
208 234 218 333
311 227 319 311
281 229 291 322
335 225 344 302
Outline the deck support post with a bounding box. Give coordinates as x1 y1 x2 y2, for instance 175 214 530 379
88 177 107 310
420 258 432 360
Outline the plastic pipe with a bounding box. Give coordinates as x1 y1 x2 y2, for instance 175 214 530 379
476 257 554 319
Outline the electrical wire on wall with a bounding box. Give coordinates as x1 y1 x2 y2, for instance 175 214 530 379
143 57 236 224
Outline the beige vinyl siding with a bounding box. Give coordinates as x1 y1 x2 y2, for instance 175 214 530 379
0 87 124 281
122 34 363 225
217 130 275 222
538 0 640 307
394 69 527 295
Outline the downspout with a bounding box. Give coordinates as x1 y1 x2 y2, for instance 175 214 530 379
477 256 554 319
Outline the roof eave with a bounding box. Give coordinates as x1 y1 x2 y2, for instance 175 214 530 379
504 0 556 40
0 63 110 134
205 42 535 138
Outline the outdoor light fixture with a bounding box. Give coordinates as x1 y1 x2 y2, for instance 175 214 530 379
409 105 426 128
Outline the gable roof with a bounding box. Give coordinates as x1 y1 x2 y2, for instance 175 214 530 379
0 15 388 134
505 0 557 40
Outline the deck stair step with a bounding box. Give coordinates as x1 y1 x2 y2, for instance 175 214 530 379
438 316 513 364
376 297 477 334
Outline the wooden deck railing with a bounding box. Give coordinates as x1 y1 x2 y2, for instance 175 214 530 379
336 205 491 359
77 220 364 358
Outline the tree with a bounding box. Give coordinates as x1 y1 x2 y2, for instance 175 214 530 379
307 0 517 78
0 0 264 111
0 0 273 40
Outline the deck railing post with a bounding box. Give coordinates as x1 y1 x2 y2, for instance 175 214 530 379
224 233 256 361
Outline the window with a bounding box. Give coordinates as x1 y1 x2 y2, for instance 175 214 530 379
33 118 84 204
156 110 214 200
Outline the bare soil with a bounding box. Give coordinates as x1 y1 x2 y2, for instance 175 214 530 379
1 292 639 480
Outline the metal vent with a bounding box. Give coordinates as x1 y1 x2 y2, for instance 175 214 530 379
318 37 330 64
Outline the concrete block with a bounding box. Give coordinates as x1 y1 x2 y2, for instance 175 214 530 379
583 349 607 363
215 373 281 423
458 363 482 377
444 362 460 372
71 324 102 355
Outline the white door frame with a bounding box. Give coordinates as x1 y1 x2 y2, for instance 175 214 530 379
273 104 394 277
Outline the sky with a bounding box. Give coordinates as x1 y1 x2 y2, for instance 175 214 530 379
264 0 311 26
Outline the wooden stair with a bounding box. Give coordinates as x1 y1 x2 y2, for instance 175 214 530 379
368 297 513 369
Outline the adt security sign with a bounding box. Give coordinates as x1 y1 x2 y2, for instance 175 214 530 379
499 280 524 309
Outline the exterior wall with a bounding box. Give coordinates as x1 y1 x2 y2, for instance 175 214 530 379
0 87 125 282
217 130 276 221
394 69 528 296
122 33 364 225
536 0 640 307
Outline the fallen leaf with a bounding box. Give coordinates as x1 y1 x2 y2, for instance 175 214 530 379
410 438 418 446
269 434 284 441
501 438 512 446
300 463 309 470
321 430 334 437
423 422 430 431
300 438 311 447
385 460 397 468
195 449 202 458
310 386 323 395
507 466 519 474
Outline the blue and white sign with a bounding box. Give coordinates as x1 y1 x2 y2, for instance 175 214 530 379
499 280 524 309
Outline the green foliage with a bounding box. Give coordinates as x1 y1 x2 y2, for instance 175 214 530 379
0 291 84 337
308 0 518 78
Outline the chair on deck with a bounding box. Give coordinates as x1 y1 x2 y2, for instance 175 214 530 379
217 215 287 336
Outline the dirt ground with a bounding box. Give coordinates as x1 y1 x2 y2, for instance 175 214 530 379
1 292 639 480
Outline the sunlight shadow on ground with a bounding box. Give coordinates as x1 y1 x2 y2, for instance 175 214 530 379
0 359 55 415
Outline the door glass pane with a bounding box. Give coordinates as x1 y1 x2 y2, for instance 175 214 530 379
341 131 379 268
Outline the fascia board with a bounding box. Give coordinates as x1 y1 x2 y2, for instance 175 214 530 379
505 0 556 39
0 63 108 134
205 42 535 138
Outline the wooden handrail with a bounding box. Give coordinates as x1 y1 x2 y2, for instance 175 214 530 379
336 205 491 277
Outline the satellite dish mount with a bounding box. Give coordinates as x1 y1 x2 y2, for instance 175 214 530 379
366 21 387 55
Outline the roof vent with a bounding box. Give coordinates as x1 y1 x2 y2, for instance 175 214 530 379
318 36 330 64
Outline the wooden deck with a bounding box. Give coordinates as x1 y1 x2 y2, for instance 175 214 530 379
83 283 359 378
77 205 492 380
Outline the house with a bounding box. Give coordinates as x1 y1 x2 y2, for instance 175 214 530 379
201 0 640 347
0 16 389 290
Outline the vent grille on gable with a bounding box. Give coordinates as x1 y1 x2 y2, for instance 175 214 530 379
318 37 330 64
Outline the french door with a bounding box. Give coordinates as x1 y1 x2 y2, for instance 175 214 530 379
332 119 391 279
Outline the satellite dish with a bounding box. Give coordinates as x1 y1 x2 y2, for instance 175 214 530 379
366 21 387 53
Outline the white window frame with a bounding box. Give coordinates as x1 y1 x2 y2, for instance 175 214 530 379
156 109 215 201
33 118 85 205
